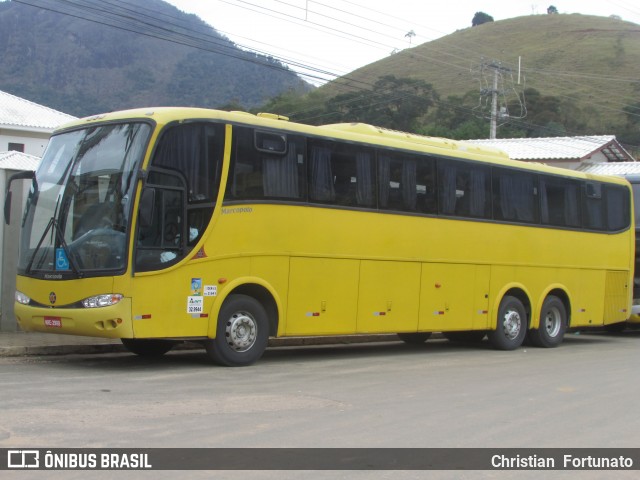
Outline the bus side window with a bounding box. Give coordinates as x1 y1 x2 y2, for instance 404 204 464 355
378 152 436 214
226 127 306 202
438 160 491 219
262 140 305 199
416 156 437 214
583 182 605 230
308 140 375 208
606 184 630 231
493 168 539 224
540 176 581 228
309 144 335 203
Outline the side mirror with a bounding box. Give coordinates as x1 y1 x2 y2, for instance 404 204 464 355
138 187 156 228
4 190 12 225
4 170 35 225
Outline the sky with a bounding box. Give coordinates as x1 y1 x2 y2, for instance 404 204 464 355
164 0 640 85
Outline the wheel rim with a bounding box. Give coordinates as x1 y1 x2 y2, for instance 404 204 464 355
502 309 522 340
225 310 258 352
542 306 562 338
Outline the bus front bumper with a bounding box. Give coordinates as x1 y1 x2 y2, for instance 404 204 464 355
14 298 133 339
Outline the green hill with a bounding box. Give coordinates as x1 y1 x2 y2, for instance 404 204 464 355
0 0 311 117
278 14 640 144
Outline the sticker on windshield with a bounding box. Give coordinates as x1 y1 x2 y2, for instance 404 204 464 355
55 248 69 271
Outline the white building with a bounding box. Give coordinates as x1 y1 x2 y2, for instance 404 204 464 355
575 161 640 176
1 89 76 156
466 135 636 169
0 90 76 331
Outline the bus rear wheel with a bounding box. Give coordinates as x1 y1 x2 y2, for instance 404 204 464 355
397 332 431 344
121 338 175 357
527 296 566 348
488 295 527 350
205 294 269 367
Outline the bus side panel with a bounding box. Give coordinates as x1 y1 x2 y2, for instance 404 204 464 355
556 269 604 328
131 257 250 338
418 263 490 332
285 257 359 336
249 255 290 336
356 260 420 333
603 270 631 325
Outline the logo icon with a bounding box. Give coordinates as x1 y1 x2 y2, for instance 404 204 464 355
8 450 40 468
55 248 69 271
49 292 57 305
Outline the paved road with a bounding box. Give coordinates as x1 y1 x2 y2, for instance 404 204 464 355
2 331 640 480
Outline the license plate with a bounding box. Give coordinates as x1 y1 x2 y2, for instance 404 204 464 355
44 316 62 328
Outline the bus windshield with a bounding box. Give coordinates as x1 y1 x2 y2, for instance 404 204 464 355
19 122 151 277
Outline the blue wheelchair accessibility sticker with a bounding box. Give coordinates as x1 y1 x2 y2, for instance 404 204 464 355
55 248 69 271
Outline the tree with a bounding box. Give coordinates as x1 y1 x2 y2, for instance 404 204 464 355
404 30 416 44
472 12 494 27
498 88 582 138
421 91 486 139
547 6 558 14
324 75 438 131
618 102 640 148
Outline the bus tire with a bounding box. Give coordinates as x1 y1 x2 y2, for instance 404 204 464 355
397 332 431 344
121 338 175 356
488 295 527 350
443 330 486 343
528 296 567 348
205 294 269 367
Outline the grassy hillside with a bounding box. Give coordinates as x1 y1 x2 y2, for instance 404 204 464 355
318 14 640 134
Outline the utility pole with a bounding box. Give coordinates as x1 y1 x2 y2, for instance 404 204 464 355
480 60 511 139
490 67 499 139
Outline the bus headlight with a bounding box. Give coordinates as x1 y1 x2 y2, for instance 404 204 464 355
82 294 124 308
15 291 31 305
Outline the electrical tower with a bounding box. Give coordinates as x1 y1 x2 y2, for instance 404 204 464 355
473 58 527 139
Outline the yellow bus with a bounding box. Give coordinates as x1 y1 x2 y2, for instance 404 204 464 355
6 108 634 366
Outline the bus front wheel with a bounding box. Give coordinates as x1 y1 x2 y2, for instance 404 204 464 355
527 296 566 348
488 295 527 350
205 294 269 367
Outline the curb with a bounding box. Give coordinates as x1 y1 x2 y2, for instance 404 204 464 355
0 343 126 357
0 334 415 357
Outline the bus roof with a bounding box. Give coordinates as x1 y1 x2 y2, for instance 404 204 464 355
57 107 630 188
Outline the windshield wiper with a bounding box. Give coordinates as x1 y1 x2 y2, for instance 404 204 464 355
25 215 82 277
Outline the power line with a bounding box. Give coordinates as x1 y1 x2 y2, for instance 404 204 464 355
12 0 335 84
8 0 640 149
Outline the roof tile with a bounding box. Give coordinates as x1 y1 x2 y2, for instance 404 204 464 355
466 135 633 162
0 89 76 131
0 151 40 171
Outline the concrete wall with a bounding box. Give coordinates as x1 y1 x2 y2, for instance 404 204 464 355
0 128 50 157
1 169 28 331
